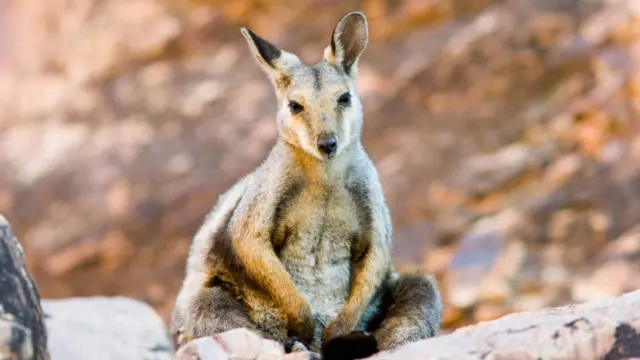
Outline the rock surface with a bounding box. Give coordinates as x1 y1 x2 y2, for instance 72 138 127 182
2 0 640 331
174 329 313 360
175 290 640 360
43 297 174 360
0 215 49 360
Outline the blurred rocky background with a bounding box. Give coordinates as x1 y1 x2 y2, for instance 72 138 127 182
1 0 639 334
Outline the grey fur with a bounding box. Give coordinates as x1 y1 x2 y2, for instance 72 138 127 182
170 11 443 354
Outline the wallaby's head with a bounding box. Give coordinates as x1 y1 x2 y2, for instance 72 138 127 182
241 12 368 160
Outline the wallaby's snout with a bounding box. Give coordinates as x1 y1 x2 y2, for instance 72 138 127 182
317 134 337 157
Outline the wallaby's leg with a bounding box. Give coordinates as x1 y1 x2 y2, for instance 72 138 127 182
320 273 442 360
371 273 443 350
180 285 295 346
192 287 258 335
173 286 260 347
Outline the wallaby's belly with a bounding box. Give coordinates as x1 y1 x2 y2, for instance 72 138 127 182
280 233 352 350
279 186 359 347
280 224 353 316
281 243 351 312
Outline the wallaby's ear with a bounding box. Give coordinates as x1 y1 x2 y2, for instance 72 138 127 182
241 27 301 80
324 12 368 76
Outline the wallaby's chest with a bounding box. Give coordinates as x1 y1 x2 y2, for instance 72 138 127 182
277 183 360 269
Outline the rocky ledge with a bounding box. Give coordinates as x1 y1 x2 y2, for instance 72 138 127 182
175 289 640 360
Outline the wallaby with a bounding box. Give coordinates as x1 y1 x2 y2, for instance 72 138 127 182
170 11 443 359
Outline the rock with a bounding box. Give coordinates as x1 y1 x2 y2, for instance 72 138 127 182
547 209 607 268
375 290 640 360
440 301 464 329
0 215 49 360
179 290 640 360
453 142 557 196
543 154 585 185
571 260 638 303
600 224 640 260
473 302 510 322
447 210 527 308
0 319 37 360
571 225 640 303
173 328 313 360
42 297 174 360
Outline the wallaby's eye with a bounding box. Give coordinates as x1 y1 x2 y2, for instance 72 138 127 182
288 100 304 114
337 92 351 106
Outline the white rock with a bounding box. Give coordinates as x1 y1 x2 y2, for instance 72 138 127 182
42 297 174 360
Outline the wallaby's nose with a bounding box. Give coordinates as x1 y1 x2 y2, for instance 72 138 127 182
317 135 337 156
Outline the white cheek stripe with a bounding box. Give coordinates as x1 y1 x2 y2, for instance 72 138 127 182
296 121 324 160
339 109 352 154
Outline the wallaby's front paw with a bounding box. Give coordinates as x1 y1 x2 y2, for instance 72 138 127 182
284 337 309 353
321 312 357 347
287 302 315 346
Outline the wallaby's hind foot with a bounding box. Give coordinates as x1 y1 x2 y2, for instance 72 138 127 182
320 331 378 360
